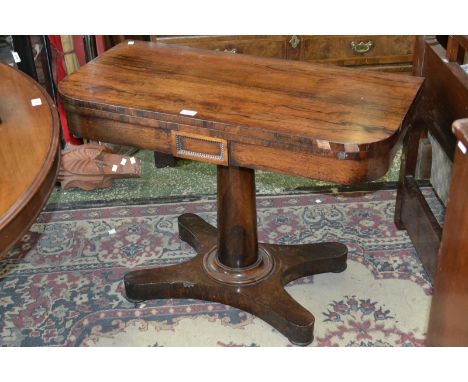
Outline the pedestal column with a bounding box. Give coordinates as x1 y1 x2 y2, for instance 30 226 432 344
217 166 258 269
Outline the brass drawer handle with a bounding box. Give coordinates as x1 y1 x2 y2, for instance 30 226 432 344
289 35 300 49
350 40 374 54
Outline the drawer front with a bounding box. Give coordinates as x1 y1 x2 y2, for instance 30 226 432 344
152 36 288 59
300 35 414 66
172 131 228 165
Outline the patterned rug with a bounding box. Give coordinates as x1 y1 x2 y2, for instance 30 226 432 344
0 188 442 347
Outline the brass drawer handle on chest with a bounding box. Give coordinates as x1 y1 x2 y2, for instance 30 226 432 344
171 131 229 165
350 40 374 54
289 35 300 49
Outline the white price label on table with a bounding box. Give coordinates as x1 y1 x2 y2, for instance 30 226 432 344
180 109 198 117
12 51 21 63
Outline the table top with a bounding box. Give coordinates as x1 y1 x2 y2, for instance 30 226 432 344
0 64 60 255
60 41 422 146
59 41 423 184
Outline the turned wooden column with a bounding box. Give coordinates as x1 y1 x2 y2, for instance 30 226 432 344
217 166 258 269
201 165 274 286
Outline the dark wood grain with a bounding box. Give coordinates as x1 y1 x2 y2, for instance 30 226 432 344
217 166 258 268
426 119 468 346
59 42 422 345
451 36 468 53
394 120 423 230
299 35 414 68
394 36 468 281
146 35 416 167
151 35 289 59
446 35 466 64
125 165 348 346
414 36 468 160
151 35 415 72
59 41 423 185
399 175 442 281
0 64 61 255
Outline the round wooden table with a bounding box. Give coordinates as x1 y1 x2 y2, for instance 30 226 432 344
0 63 60 256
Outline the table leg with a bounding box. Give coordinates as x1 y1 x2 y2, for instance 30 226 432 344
124 166 347 345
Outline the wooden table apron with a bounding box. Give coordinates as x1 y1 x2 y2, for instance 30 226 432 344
0 64 60 256
58 41 423 345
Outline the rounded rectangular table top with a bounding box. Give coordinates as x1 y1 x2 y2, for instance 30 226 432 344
59 41 423 148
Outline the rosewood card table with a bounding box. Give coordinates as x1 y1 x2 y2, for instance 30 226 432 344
59 41 423 345
0 64 60 256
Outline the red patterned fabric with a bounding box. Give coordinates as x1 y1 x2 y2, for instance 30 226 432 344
48 35 81 145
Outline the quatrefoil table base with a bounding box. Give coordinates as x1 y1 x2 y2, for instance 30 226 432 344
124 166 347 345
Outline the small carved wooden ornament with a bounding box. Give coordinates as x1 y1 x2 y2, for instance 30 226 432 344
58 143 141 191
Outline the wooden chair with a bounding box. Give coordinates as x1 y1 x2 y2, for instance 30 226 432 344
394 35 468 282
426 118 468 346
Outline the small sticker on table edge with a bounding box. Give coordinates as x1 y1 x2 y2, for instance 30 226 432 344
128 40 134 45
111 164 118 172
12 51 21 63
458 140 467 155
31 98 42 106
120 158 127 166
130 157 136 164
316 140 331 150
180 109 198 116
344 143 360 153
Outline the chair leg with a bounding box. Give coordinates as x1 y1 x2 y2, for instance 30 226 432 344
394 123 424 229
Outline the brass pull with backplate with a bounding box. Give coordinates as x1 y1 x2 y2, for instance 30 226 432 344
289 35 300 49
350 40 374 54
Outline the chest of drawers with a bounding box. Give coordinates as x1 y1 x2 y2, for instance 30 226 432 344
150 35 415 73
